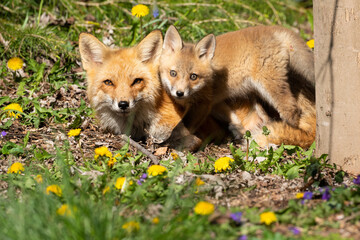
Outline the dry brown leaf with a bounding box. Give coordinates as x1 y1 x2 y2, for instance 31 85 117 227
153 147 168 156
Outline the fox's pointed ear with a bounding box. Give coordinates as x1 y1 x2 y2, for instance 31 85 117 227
79 33 108 70
137 30 163 62
163 25 183 53
195 34 216 60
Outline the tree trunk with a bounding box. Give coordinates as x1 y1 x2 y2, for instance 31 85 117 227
314 0 360 174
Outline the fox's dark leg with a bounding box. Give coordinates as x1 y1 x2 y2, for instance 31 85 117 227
181 101 213 134
211 102 245 140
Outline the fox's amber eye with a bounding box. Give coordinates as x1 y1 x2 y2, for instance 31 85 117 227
132 78 143 86
103 79 114 86
190 73 198 80
170 70 177 77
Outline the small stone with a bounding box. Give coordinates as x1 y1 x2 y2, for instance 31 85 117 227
241 171 252 181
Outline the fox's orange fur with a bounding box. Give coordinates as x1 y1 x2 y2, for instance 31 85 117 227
79 30 185 142
159 25 316 147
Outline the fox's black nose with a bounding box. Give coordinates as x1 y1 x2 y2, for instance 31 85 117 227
176 91 184 97
118 101 129 110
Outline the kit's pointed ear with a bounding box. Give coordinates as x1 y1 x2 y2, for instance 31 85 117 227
79 33 108 70
195 34 216 60
163 25 183 53
137 30 163 62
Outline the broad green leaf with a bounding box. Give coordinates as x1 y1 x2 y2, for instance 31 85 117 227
286 165 300 179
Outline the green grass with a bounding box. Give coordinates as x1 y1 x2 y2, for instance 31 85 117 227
1 142 360 240
1 0 360 239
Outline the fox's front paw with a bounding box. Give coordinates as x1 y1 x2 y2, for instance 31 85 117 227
175 134 203 152
149 125 173 144
151 135 167 144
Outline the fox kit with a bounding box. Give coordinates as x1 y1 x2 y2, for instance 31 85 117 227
79 30 225 150
159 25 315 144
79 30 185 141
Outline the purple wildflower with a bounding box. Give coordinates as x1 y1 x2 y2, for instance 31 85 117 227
353 175 360 185
0 131 6 137
303 191 313 200
289 226 301 235
230 212 242 223
137 173 148 185
238 235 247 240
301 191 313 204
152 4 159 18
320 187 331 201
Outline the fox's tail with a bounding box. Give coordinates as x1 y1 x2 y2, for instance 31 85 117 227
253 108 316 148
227 93 316 148
254 123 315 148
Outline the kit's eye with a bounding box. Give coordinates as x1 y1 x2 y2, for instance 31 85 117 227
170 70 177 77
132 78 143 86
103 79 114 86
190 73 198 81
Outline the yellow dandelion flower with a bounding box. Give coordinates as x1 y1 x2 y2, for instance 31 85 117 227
35 174 43 183
114 177 126 190
152 217 159 224
307 39 314 49
7 162 25 174
147 165 167 176
260 211 277 225
3 103 23 118
296 192 304 199
171 152 179 160
194 201 215 215
94 146 112 159
195 177 204 193
102 186 110 195
46 184 62 197
125 152 132 158
131 4 149 18
195 177 205 186
122 221 140 232
56 204 72 216
107 157 117 168
115 153 122 158
7 57 24 71
129 180 134 185
67 129 81 137
214 157 234 172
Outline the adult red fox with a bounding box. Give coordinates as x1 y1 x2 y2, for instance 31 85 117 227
159 25 316 147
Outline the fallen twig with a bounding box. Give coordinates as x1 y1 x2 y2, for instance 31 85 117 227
342 211 360 223
0 4 15 13
0 33 8 48
119 134 159 165
301 177 315 191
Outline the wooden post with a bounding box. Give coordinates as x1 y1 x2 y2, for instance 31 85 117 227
314 0 360 174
